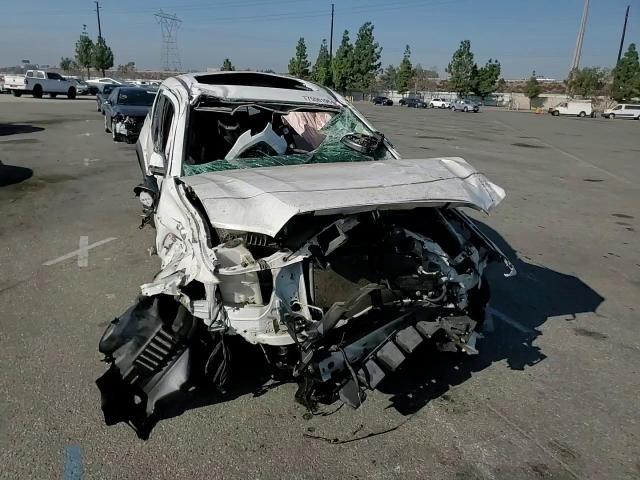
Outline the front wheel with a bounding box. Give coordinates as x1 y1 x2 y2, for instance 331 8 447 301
463 106 468 112
552 110 560 116
609 114 615 119
578 111 586 117
67 87 76 99
104 115 110 133
32 85 43 98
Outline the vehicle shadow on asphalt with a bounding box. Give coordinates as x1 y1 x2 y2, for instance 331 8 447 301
378 220 605 415
0 161 33 187
0 123 44 136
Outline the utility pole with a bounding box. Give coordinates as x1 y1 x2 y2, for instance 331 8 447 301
329 3 334 60
95 1 102 39
617 5 630 64
569 0 589 72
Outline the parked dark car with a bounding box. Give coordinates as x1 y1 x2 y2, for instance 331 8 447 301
96 84 117 113
372 96 393 106
103 87 157 143
404 98 428 108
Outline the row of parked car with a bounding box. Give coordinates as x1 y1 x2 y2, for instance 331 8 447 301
95 83 157 143
372 96 480 112
0 70 161 100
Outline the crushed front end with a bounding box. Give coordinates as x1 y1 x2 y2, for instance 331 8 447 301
97 203 514 434
114 115 145 143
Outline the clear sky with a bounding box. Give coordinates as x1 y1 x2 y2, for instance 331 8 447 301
1 0 638 79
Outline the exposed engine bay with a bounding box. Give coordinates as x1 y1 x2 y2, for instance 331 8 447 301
98 203 513 436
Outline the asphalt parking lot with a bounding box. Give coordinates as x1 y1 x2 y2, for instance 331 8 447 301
1 95 639 479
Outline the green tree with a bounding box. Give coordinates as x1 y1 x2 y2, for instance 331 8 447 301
75 28 94 79
351 22 382 91
471 58 501 101
496 78 507 92
311 39 332 86
446 40 475 96
92 37 114 77
524 74 542 109
60 57 74 73
377 64 397 91
611 43 640 102
412 64 438 91
221 58 235 71
566 67 607 98
332 30 354 92
117 61 136 75
396 45 413 94
288 37 311 79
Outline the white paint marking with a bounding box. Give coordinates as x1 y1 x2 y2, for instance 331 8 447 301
43 237 117 267
487 306 531 333
77 236 89 267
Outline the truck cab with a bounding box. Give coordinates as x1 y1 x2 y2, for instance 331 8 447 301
5 70 76 99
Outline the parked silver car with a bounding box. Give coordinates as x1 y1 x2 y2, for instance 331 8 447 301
452 99 480 112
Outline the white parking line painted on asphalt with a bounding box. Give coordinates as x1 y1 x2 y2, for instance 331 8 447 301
43 237 117 267
487 306 531 333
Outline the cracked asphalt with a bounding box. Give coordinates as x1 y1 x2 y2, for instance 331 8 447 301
1 95 639 479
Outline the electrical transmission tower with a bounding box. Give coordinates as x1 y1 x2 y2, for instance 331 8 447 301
569 0 590 72
155 10 182 71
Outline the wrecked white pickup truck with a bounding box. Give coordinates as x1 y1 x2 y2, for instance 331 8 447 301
96 72 514 434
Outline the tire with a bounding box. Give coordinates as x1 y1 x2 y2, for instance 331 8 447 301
32 85 43 98
67 87 76 99
552 110 559 116
609 113 615 120
429 103 434 108
578 111 586 117
12 90 22 97
463 106 468 112
104 115 110 133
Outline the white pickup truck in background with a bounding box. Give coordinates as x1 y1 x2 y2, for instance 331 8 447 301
4 70 77 99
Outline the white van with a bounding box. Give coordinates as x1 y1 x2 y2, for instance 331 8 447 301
602 104 640 120
548 101 593 117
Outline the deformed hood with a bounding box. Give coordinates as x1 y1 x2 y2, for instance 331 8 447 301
180 157 505 237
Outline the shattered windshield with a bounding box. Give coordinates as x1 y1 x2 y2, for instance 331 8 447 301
182 105 391 176
117 89 156 106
